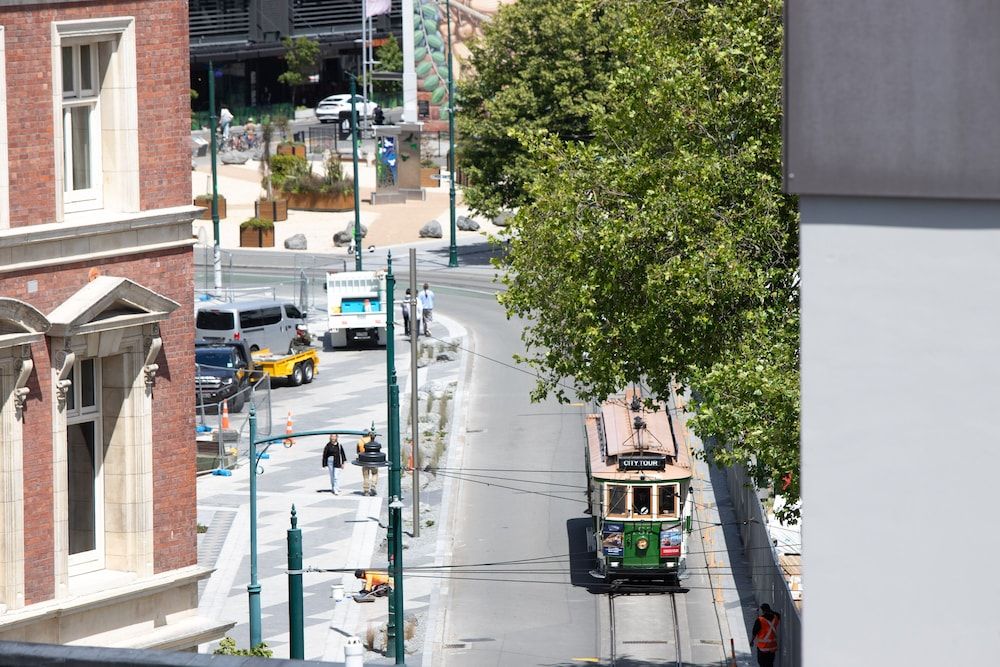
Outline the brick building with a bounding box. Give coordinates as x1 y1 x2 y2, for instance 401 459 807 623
0 0 229 650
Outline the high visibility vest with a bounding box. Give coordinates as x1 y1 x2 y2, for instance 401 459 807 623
364 571 391 590
755 615 779 652
357 434 372 454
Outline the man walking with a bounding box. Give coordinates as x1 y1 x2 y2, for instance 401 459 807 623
357 432 380 496
418 282 435 337
322 434 347 495
752 603 781 667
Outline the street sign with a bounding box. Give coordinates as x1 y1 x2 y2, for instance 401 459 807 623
430 174 452 181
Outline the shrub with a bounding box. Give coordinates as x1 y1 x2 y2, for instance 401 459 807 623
213 636 273 657
273 152 354 197
270 154 310 190
239 217 274 231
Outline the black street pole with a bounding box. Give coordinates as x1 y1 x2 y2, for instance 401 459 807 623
351 74 363 271
445 0 458 268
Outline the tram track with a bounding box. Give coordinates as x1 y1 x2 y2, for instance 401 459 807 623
606 590 684 666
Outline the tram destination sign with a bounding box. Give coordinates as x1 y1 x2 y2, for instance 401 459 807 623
618 453 667 472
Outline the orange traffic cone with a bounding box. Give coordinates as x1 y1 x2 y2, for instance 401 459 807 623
221 400 230 430
283 410 294 447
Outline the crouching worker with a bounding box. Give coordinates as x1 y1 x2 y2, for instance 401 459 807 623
353 569 392 602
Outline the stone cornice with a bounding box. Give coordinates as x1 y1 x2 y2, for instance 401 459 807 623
0 207 198 275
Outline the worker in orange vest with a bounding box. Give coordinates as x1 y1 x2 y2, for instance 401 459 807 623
357 432 380 496
752 603 781 667
354 569 392 596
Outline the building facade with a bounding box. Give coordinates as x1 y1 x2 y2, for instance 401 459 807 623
0 0 229 650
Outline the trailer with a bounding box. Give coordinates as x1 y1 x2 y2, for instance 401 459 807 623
326 270 388 348
251 347 320 386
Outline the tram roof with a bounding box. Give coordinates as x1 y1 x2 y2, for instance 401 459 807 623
586 388 692 481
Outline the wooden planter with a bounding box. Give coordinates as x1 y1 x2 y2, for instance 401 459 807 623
193 195 226 220
420 167 440 188
277 143 307 158
255 198 288 222
283 190 354 212
240 226 274 248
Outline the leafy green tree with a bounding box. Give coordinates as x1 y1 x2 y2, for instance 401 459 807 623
278 36 320 108
373 34 404 98
455 0 615 216
494 0 801 517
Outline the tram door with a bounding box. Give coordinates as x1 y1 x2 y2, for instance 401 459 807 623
624 486 660 567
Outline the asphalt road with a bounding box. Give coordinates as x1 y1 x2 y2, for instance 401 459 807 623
420 270 603 667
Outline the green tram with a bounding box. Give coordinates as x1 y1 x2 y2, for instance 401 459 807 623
585 389 693 581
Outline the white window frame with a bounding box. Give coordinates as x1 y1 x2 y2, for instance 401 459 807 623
61 42 103 211
52 17 138 220
65 357 104 575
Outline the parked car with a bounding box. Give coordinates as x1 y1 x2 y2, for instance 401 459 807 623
195 299 307 354
315 94 376 123
195 339 257 414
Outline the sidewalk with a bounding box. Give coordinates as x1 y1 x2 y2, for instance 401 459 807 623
190 155 503 255
195 313 469 662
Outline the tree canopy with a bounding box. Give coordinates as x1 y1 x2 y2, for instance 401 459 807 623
278 36 320 106
467 0 801 517
373 34 404 96
455 0 615 217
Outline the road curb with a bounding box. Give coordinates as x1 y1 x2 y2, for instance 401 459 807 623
419 315 474 667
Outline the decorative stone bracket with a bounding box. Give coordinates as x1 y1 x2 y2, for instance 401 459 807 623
53 348 75 404
12 347 33 412
143 324 162 388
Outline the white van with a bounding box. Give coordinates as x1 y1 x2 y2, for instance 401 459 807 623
195 299 307 353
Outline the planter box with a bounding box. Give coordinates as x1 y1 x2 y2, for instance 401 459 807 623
277 143 307 158
240 226 274 248
283 190 354 212
255 198 288 221
193 195 226 220
420 167 440 188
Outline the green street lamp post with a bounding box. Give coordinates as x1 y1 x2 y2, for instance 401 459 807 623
287 506 304 659
384 253 406 663
245 406 373 652
350 74 363 271
207 61 222 289
445 0 458 268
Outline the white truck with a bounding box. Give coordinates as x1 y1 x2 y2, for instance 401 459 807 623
326 270 388 348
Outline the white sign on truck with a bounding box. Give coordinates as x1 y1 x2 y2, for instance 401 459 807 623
326 270 388 347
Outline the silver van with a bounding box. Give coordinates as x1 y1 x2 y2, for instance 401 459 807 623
195 299 307 353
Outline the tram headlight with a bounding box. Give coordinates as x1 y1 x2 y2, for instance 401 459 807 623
636 537 649 550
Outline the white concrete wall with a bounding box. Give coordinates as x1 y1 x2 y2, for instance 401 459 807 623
801 195 1000 665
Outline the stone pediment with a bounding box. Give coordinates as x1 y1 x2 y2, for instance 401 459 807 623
0 298 50 349
47 276 179 338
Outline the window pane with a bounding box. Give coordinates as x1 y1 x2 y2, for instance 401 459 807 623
196 310 235 331
62 47 74 95
79 44 92 92
259 307 282 326
69 106 92 191
285 305 303 319
608 485 627 516
66 366 76 411
632 486 651 516
659 485 676 516
68 421 97 555
80 359 95 408
240 309 262 329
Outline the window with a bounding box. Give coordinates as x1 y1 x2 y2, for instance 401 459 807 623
53 17 138 218
61 43 102 210
632 486 652 516
284 304 303 320
65 358 103 573
259 306 282 326
239 309 261 329
606 484 628 518
196 310 235 331
657 484 678 518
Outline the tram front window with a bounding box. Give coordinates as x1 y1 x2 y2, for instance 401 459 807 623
632 486 651 516
658 484 677 517
607 484 628 517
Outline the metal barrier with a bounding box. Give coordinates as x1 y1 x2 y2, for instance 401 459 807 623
724 457 802 666
195 365 272 470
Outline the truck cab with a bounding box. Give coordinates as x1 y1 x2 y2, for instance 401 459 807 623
326 270 388 348
194 339 257 413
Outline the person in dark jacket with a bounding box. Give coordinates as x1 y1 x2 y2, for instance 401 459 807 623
322 434 348 495
752 603 781 667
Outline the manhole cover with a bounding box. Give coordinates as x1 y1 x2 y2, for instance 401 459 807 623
443 643 467 649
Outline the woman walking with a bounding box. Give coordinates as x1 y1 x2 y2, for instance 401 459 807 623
322 435 347 495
